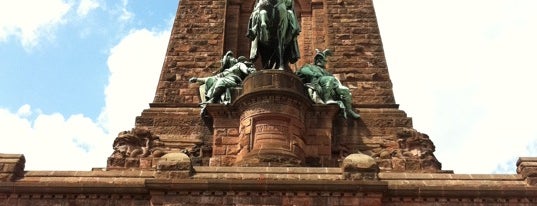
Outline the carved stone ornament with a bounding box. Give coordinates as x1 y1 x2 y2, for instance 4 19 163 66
107 127 166 169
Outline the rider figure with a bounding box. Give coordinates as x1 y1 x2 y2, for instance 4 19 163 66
247 0 301 69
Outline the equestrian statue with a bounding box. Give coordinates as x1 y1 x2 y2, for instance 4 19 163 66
247 0 300 70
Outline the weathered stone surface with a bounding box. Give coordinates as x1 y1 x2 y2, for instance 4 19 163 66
121 0 445 173
157 153 192 171
5 0 537 205
106 127 167 170
4 164 535 205
0 153 25 181
342 153 378 172
517 157 537 185
203 71 344 167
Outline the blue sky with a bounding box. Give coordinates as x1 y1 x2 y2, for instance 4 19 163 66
0 0 176 119
1 0 537 174
0 0 177 170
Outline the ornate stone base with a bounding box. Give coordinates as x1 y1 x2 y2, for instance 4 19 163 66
233 71 308 166
205 70 342 167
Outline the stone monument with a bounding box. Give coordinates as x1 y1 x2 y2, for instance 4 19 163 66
2 1 537 205
124 0 441 172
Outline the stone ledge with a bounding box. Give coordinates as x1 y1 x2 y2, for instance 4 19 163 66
517 157 537 185
355 104 399 109
193 166 342 174
379 173 522 181
145 179 388 192
149 103 200 108
0 154 25 159
23 170 156 178
193 173 343 180
385 179 527 187
0 181 148 194
192 166 349 180
16 176 149 185
384 184 537 198
0 153 25 181
146 103 401 109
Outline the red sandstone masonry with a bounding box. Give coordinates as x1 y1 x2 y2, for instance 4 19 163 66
154 0 393 105
0 154 24 182
154 0 226 104
3 1 537 205
131 0 442 172
2 164 536 205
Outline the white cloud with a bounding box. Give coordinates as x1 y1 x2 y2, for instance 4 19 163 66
0 27 170 171
77 0 99 17
99 28 170 136
373 0 537 173
119 0 133 21
16 104 32 117
0 105 109 171
0 0 71 49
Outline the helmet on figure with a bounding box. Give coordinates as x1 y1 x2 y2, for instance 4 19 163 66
314 49 333 66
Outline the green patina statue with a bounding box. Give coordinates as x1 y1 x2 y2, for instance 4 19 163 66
189 51 256 105
296 49 360 119
247 0 300 70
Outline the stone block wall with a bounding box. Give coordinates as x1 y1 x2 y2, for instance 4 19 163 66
150 191 384 206
205 104 241 166
324 0 394 105
133 107 213 166
332 108 441 172
0 169 153 206
153 0 227 104
135 107 211 144
2 154 536 205
153 0 393 105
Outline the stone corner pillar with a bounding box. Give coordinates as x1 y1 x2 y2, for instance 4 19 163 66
517 157 537 185
0 153 25 182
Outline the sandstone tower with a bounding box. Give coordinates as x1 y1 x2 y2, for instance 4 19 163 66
2 1 537 205
108 0 442 172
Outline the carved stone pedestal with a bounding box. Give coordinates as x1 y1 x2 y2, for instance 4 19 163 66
233 71 310 166
206 70 341 167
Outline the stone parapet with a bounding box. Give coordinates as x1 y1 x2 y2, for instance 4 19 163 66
146 179 386 206
2 163 537 205
379 172 537 203
0 153 25 181
192 166 343 180
517 157 537 185
145 178 387 193
0 169 152 206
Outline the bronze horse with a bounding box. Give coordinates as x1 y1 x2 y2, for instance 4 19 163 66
247 0 300 70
